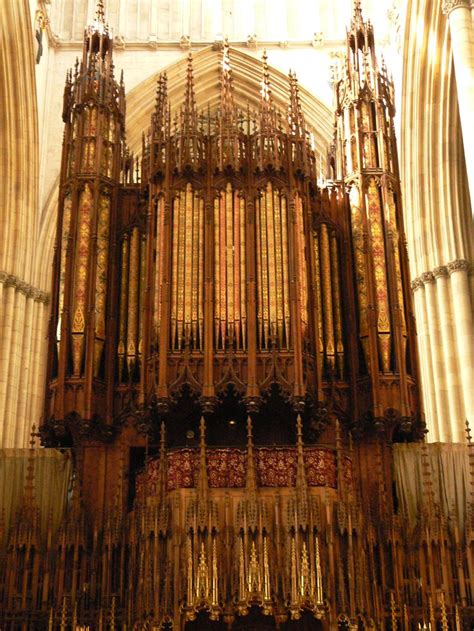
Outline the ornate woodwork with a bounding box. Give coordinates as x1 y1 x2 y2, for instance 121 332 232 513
2 1 470 630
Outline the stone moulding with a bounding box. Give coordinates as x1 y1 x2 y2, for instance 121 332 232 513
0 271 50 304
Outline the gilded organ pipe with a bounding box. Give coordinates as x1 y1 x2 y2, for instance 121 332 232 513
367 178 391 373
349 185 370 370
117 236 128 381
214 184 246 350
56 194 72 347
127 227 139 371
256 183 290 350
273 188 284 347
239 194 247 349
312 232 324 365
153 197 165 345
170 184 204 350
93 192 110 377
138 234 146 362
281 194 290 348
330 230 344 379
320 223 335 373
387 188 407 340
71 184 93 376
171 193 180 349
295 194 308 336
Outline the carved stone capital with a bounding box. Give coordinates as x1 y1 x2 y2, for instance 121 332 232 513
3 274 17 289
179 35 191 50
0 270 50 303
420 272 435 285
16 280 30 296
447 258 470 275
421 271 435 284
410 277 424 292
433 265 449 279
442 0 472 16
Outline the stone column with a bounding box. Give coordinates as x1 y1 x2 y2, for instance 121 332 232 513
434 265 465 441
0 273 50 447
411 278 440 440
448 259 473 435
442 0 474 207
422 271 453 441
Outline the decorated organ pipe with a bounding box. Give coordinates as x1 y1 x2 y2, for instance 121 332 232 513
116 226 146 381
169 184 204 351
256 183 291 350
214 183 246 350
312 223 345 378
71 184 93 377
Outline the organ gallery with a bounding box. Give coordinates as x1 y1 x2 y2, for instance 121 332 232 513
1 1 473 629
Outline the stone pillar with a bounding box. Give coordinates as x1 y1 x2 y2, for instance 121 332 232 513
442 0 474 207
448 259 473 434
0 273 50 447
411 278 440 440
422 271 453 441
434 265 465 441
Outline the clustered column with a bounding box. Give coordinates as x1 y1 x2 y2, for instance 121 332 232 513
411 259 473 442
0 273 49 447
442 0 474 207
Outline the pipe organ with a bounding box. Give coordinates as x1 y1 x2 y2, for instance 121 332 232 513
0 1 463 630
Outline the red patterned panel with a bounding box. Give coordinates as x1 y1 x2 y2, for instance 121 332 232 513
255 448 297 487
206 449 246 488
135 447 352 497
305 448 336 487
167 449 196 490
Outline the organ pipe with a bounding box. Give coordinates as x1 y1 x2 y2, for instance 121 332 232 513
311 222 345 379
256 183 290 350
127 227 139 371
171 184 204 351
367 177 391 373
56 194 72 348
118 236 129 381
320 223 335 372
71 184 93 376
214 183 246 350
153 197 165 344
330 230 344 380
93 192 110 377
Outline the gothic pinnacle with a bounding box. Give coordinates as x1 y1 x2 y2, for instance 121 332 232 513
353 0 363 22
260 49 271 103
95 0 106 23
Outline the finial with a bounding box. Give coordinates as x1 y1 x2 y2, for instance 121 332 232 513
160 420 166 452
222 38 231 74
466 419 472 443
260 49 271 102
196 416 209 499
220 39 236 125
199 416 206 447
295 414 308 494
183 52 197 129
157 420 168 502
353 0 363 21
23 424 37 505
95 0 106 23
246 416 257 494
288 69 305 137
